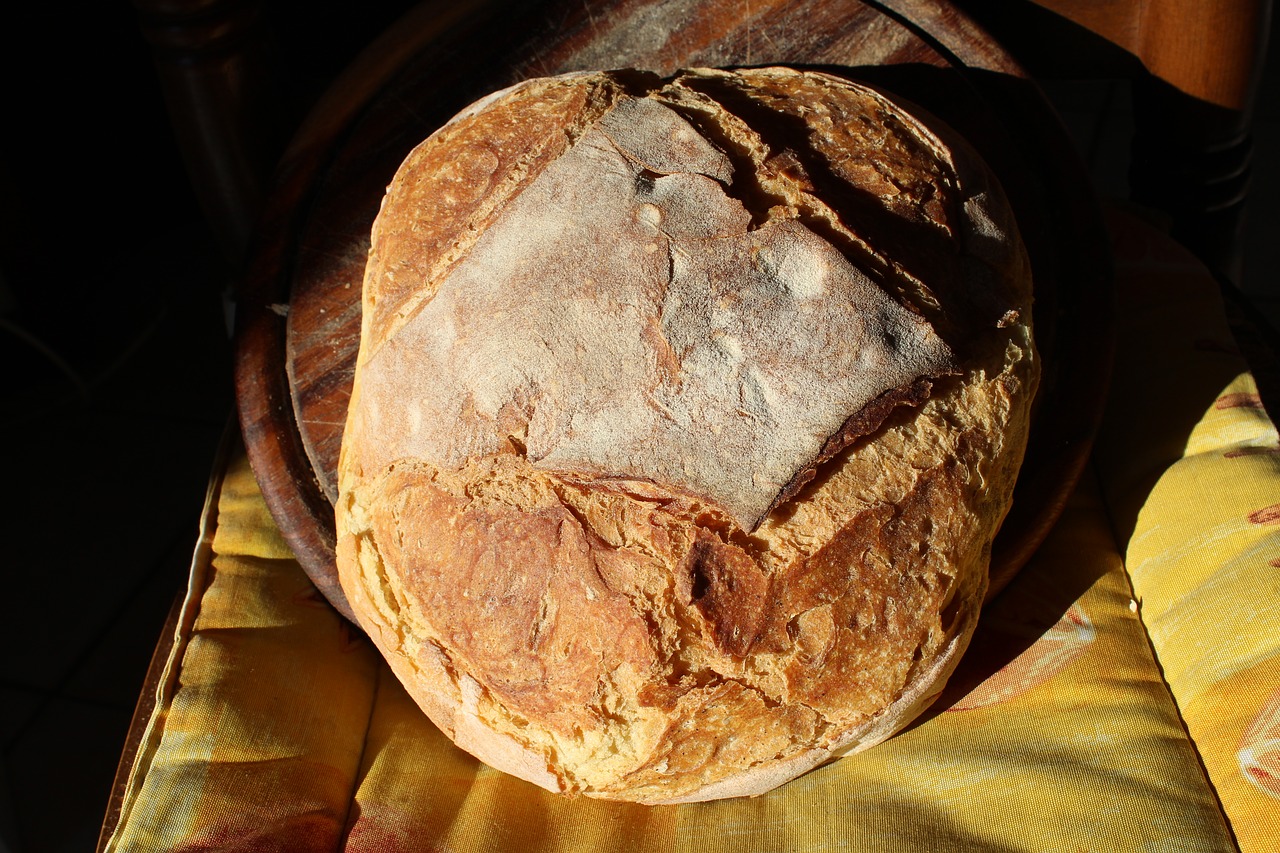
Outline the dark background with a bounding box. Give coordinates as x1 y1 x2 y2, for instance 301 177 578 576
0 2 1275 851
0 3 419 851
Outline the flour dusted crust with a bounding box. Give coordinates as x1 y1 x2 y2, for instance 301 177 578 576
336 67 1038 803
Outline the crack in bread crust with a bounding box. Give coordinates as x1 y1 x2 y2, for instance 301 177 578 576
347 70 960 531
336 67 1038 802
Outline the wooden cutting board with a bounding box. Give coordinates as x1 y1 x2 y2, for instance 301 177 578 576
236 0 1112 622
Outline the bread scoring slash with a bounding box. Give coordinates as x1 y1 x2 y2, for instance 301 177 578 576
336 67 1038 803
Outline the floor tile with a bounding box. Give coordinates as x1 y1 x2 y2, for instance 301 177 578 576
0 689 41 753
1 756 19 853
1 689 44 851
61 542 188 710
1 413 223 692
87 231 233 426
5 698 132 853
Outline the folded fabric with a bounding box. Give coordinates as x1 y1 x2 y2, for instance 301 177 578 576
1095 209 1280 853
102 211 1279 851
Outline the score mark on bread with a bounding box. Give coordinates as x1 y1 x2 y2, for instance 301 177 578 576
337 67 1038 803
353 87 956 530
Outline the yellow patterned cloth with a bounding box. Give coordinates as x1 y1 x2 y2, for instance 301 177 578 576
103 212 1280 851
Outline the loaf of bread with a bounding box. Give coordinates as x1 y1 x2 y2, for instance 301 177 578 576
335 67 1038 803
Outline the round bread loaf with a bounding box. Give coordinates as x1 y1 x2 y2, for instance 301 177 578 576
335 67 1038 803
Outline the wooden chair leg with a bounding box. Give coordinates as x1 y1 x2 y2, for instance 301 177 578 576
132 0 286 268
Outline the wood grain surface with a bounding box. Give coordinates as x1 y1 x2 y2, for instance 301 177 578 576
236 0 1112 621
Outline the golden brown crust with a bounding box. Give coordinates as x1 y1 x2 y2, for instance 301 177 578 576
358 74 610 350
336 67 1038 803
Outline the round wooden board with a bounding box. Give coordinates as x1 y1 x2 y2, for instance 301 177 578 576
236 0 1113 622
